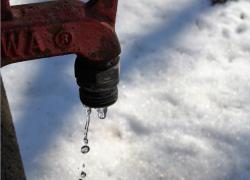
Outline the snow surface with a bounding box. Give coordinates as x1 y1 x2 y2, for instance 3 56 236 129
1 0 250 179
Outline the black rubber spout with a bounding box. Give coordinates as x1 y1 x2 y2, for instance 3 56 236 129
75 56 120 108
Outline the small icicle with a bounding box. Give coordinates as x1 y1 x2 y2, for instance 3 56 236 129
97 107 108 119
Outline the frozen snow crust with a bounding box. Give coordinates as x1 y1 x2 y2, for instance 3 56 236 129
2 0 250 179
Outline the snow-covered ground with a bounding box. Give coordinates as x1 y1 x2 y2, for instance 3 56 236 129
1 0 250 179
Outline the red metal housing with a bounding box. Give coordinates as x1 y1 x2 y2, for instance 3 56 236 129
1 0 121 67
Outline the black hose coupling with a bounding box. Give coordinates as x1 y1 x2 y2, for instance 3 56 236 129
75 56 120 108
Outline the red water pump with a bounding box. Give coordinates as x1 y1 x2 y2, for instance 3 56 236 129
1 0 121 108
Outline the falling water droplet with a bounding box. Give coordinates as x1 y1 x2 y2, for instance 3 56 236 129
82 163 85 168
97 107 108 119
80 171 87 178
81 145 90 154
83 137 88 144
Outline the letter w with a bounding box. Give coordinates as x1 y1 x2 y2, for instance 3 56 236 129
1 32 21 57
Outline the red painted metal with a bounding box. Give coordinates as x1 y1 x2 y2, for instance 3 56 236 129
1 0 13 21
1 0 121 67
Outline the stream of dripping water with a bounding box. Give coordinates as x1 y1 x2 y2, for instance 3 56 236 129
79 106 108 179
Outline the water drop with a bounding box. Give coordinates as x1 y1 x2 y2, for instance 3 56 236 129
82 163 85 168
81 145 90 154
80 171 87 178
97 107 108 119
83 137 88 144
